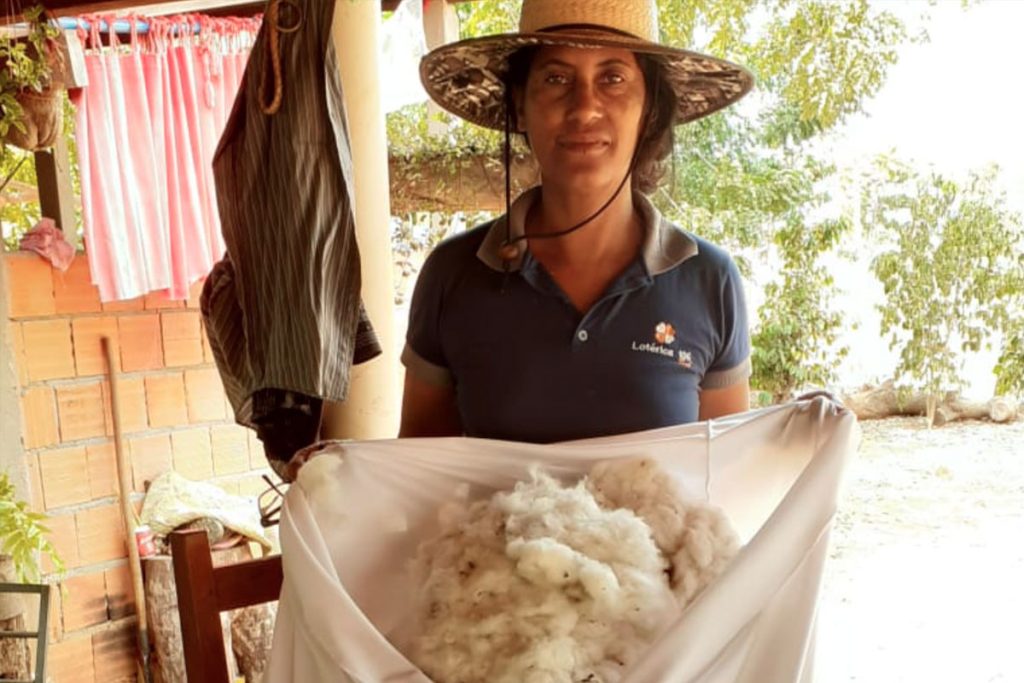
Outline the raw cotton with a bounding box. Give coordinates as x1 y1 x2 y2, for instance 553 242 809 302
587 459 740 605
410 459 739 683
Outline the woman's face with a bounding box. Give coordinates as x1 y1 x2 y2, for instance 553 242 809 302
515 45 647 195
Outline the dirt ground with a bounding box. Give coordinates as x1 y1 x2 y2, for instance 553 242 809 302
815 417 1024 683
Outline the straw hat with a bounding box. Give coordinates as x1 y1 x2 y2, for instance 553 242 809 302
420 0 754 131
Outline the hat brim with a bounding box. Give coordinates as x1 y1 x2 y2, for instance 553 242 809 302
420 30 754 131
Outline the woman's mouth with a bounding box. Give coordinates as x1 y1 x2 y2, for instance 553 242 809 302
557 137 610 154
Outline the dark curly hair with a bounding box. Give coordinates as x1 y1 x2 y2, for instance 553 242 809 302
503 46 677 194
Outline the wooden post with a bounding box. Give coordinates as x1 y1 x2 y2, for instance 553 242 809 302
34 133 76 232
321 0 401 440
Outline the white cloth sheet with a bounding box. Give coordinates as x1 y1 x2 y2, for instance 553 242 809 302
266 397 859 682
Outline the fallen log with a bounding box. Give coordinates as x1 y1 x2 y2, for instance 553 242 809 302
840 381 1019 425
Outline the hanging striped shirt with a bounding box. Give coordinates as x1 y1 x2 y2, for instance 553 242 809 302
201 0 381 465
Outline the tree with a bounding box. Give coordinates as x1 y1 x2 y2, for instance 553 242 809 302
750 211 851 402
861 158 1024 424
995 323 1024 398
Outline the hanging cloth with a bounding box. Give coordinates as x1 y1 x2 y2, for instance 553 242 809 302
71 14 259 301
202 0 381 466
265 398 859 682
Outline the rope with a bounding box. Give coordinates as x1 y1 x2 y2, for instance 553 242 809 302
260 0 285 114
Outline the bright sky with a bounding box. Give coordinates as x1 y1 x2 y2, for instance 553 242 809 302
829 0 1024 212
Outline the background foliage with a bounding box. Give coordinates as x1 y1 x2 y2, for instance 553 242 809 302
861 158 1024 414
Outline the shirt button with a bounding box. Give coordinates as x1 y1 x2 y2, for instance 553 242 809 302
577 330 589 342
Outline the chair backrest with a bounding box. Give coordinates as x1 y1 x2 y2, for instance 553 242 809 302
170 529 283 683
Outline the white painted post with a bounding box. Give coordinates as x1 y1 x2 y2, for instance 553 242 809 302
321 0 401 439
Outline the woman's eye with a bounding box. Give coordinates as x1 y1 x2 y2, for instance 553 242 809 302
602 72 626 85
544 73 569 85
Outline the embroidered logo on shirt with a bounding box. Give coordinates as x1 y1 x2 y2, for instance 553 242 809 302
655 322 676 345
631 321 693 368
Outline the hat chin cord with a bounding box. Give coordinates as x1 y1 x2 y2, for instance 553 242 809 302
498 77 659 285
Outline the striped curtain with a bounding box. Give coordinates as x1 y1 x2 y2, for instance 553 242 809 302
70 14 260 302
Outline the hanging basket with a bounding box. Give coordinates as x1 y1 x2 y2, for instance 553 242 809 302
0 14 66 152
3 84 63 151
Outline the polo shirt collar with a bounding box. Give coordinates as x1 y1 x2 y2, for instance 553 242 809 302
476 187 699 276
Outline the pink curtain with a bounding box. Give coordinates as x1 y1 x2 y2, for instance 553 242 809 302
71 14 260 302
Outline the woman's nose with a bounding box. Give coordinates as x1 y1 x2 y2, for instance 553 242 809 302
567 80 601 124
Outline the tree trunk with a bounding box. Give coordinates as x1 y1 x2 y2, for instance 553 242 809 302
231 602 277 682
144 546 259 683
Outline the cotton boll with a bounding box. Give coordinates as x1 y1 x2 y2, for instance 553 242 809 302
586 458 687 556
669 505 741 606
297 454 347 526
586 458 740 608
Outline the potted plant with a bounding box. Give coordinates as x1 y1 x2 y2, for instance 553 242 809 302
0 5 62 152
0 471 63 584
0 471 63 677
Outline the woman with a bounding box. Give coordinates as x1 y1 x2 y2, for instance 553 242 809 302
401 0 755 441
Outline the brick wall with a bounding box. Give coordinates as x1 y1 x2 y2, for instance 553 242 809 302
2 252 273 682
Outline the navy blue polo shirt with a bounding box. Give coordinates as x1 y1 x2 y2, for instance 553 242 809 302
402 189 751 443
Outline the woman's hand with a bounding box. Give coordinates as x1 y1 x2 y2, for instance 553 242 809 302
273 442 332 483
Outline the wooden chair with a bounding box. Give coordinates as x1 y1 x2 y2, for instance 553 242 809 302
170 529 283 683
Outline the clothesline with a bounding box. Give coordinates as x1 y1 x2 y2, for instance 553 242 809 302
56 17 205 36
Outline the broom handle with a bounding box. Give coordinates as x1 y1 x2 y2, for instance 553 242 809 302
101 336 152 683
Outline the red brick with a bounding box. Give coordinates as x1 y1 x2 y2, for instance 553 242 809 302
128 434 172 492
161 310 203 366
211 424 249 475
21 385 59 449
76 504 126 564
86 443 119 499
144 289 185 310
71 316 119 376
213 479 241 496
47 635 96 683
53 257 102 314
101 377 148 436
5 254 56 318
25 452 45 512
62 571 108 631
238 474 269 499
48 581 64 639
39 446 91 509
104 565 135 620
56 382 106 442
248 429 265 470
171 428 214 480
92 621 137 680
117 315 163 372
101 295 144 313
144 373 188 428
22 319 76 381
184 367 227 423
200 321 215 363
8 322 29 386
42 513 80 573
187 278 205 308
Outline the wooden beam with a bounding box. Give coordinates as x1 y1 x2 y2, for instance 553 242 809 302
34 133 76 231
30 0 478 21
389 153 540 214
